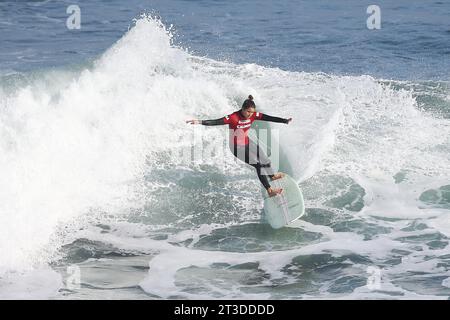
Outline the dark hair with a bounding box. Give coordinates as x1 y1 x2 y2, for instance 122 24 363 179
242 95 255 110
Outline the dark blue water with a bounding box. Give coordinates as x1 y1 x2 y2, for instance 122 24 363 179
1 0 449 79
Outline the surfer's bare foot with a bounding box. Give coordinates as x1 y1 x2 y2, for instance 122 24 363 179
271 172 285 181
267 188 283 197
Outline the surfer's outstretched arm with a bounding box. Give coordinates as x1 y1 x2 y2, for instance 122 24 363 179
186 118 226 126
201 118 226 126
258 113 292 124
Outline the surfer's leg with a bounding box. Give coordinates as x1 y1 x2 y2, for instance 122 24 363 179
249 156 283 196
230 142 281 195
230 142 249 164
247 140 277 189
247 161 271 189
250 141 285 181
248 140 275 178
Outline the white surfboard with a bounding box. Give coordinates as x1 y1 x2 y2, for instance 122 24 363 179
262 174 305 229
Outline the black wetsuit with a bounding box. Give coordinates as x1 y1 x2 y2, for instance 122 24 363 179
201 110 289 189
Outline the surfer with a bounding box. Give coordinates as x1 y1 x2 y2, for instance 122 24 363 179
186 95 292 197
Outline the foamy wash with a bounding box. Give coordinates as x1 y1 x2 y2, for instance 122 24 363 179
0 14 450 299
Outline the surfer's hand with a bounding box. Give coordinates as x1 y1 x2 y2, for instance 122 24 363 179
286 118 292 124
186 119 201 125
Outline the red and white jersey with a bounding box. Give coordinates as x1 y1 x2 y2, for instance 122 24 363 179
223 111 264 145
